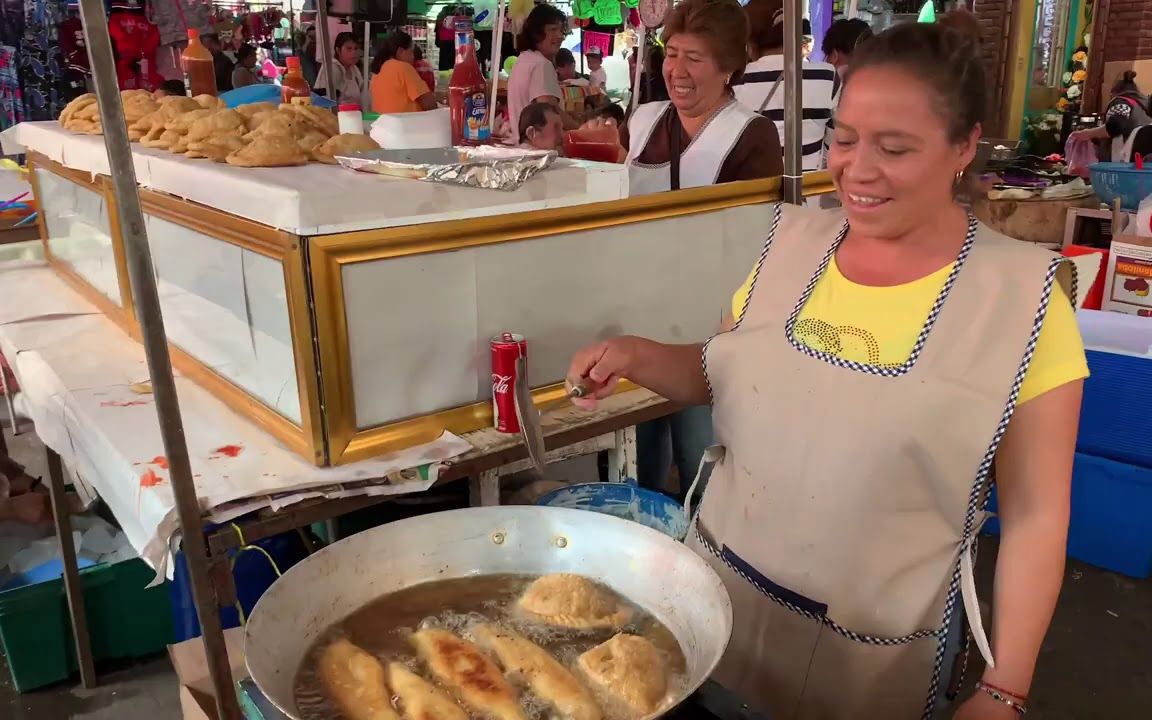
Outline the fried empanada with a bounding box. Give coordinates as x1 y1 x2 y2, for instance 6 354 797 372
518 574 633 630
225 133 308 167
193 93 224 110
164 108 213 132
185 109 245 143
59 94 96 126
410 628 526 720
187 134 248 162
157 95 203 114
297 130 330 157
386 662 468 720
317 638 401 720
472 624 602 720
281 103 339 136
236 101 278 119
577 634 668 716
141 128 183 149
312 133 381 165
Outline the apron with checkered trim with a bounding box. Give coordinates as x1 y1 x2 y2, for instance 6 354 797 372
686 203 1076 720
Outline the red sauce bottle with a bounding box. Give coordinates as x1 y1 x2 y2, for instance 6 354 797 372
448 17 490 145
281 56 311 104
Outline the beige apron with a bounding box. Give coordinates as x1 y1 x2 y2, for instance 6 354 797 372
687 203 1075 719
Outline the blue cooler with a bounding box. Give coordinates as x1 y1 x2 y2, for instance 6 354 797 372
536 481 689 540
1076 311 1152 468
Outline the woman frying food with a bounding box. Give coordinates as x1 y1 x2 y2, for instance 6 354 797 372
568 20 1086 720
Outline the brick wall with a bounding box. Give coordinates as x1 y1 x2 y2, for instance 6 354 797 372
1102 0 1152 61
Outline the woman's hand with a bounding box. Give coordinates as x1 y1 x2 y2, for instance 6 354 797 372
566 337 639 409
952 691 1021 719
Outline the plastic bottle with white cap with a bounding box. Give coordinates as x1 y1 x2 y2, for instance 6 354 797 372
337 104 365 135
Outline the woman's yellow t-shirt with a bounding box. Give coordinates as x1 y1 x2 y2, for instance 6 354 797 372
730 258 1089 404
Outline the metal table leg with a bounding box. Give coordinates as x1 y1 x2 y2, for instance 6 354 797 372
469 469 502 506
608 426 637 482
45 448 97 689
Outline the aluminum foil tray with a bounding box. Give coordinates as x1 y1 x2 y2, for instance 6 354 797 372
335 146 557 191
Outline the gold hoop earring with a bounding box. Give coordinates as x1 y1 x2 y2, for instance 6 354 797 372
954 170 965 185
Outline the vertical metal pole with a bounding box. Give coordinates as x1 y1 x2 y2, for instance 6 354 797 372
489 0 508 134
317 0 334 97
46 448 97 689
363 20 372 92
782 0 804 204
75 2 240 719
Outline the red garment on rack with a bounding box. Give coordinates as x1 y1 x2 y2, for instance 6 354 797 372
58 17 92 75
109 9 164 91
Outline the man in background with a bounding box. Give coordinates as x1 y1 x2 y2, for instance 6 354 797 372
201 33 235 92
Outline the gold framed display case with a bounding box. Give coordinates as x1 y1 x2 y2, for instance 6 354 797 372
29 149 833 465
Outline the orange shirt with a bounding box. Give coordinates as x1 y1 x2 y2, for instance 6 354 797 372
370 58 430 114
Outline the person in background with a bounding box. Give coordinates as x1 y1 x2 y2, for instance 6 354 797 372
555 48 581 83
258 46 281 84
369 31 438 114
413 45 437 96
597 102 624 126
316 32 365 104
586 45 607 90
231 44 265 88
1071 70 1152 163
569 17 1084 720
201 33 234 93
153 79 188 97
507 3 580 143
615 0 782 495
301 25 319 86
801 18 813 60
518 100 564 151
735 0 837 171
821 17 873 77
629 43 668 105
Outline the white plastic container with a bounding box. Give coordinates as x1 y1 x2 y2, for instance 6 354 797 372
369 108 452 149
337 104 364 135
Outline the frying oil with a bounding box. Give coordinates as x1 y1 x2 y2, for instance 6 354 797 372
293 574 687 720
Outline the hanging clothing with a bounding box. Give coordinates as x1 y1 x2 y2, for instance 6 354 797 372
146 0 210 47
108 8 162 91
688 203 1083 719
0 45 23 130
18 0 67 121
623 100 780 195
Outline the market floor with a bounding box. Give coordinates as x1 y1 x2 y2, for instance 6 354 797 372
2 406 1152 718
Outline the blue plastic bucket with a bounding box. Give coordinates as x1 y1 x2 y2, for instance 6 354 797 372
535 482 690 540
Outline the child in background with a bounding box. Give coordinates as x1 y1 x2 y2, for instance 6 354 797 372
586 45 606 90
413 46 437 95
153 79 188 97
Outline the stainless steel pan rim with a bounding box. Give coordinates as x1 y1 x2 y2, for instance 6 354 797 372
245 505 733 719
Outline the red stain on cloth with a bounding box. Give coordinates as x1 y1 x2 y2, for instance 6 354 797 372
150 456 169 469
139 468 164 488
213 444 243 458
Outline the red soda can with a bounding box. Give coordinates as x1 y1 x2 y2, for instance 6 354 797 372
491 332 527 433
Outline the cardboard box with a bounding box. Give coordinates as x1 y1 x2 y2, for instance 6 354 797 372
1103 234 1152 316
168 628 248 720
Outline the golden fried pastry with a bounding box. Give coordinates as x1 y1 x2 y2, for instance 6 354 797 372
157 95 202 114
317 638 401 720
243 110 307 140
140 128 183 149
59 94 96 126
577 635 668 716
187 134 248 162
297 130 330 157
280 103 339 136
518 574 633 631
123 95 159 125
410 628 526 720
185 109 245 143
472 624 602 720
225 133 308 167
386 662 468 720
164 108 213 133
236 101 278 119
311 133 380 164
193 93 224 110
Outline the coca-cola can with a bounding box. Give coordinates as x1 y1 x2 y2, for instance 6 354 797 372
491 332 527 433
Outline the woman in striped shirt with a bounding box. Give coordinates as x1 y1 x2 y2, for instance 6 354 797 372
733 0 838 171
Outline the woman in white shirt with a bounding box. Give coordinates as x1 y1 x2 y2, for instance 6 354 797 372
315 32 365 104
506 4 580 143
733 0 837 171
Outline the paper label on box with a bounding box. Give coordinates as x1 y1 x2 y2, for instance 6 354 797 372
1107 240 1152 315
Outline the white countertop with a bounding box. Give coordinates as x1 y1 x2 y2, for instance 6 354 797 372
2 122 629 236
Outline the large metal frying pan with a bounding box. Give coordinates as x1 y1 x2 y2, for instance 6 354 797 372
245 506 733 719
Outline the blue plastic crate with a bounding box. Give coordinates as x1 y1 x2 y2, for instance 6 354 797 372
984 453 1152 579
1077 348 1152 469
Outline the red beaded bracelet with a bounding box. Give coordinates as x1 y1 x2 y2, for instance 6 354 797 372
976 680 1028 715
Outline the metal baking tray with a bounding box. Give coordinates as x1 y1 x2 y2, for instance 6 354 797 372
335 146 558 191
